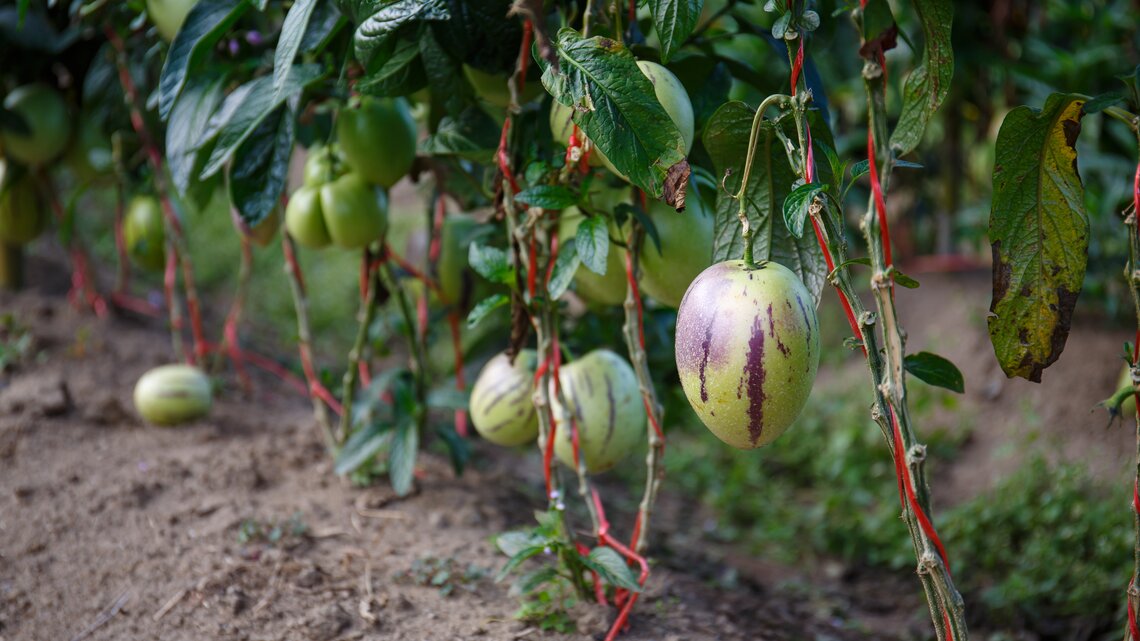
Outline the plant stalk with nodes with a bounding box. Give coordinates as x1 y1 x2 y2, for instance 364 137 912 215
1120 114 1140 641
725 7 969 639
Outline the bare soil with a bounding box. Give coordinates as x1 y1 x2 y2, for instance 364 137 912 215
1 258 1133 641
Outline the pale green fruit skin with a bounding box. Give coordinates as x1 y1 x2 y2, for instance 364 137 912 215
0 171 45 245
147 0 197 41
65 117 113 185
596 61 695 178
463 65 544 108
285 185 331 248
335 98 417 188
1 84 71 167
470 350 539 446
558 208 627 306
551 349 646 473
303 145 348 188
320 173 388 249
639 189 714 308
438 215 478 305
675 260 820 449
124 196 166 272
133 364 212 426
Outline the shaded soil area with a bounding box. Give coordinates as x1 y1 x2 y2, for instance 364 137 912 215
1 258 1133 641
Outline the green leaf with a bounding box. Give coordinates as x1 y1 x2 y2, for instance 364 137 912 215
889 0 953 155
1083 91 1124 115
199 64 325 179
782 183 823 239
354 0 449 66
514 567 561 594
426 386 469 410
515 185 578 210
904 352 964 393
388 419 418 496
583 547 642 592
273 0 318 97
158 0 250 120
496 545 546 581
850 159 869 180
648 0 703 63
890 267 920 289
702 101 826 304
496 531 544 558
575 216 610 275
227 103 295 229
538 29 690 208
547 238 580 299
988 93 1088 383
466 293 509 328
166 74 227 197
434 424 469 476
357 36 426 98
617 203 661 254
334 420 394 475
468 243 514 285
420 106 498 162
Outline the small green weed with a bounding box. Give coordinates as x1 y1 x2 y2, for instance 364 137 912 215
236 512 308 546
398 555 488 597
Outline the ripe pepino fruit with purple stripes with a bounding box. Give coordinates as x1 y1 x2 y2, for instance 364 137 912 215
675 260 820 449
551 350 645 473
470 350 540 447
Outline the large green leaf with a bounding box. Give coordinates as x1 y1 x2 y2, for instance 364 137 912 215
273 0 319 97
357 36 426 97
354 0 449 66
388 419 419 496
199 64 324 179
575 215 610 276
419 107 498 162
988 93 1087 383
166 74 226 197
889 0 953 155
538 29 690 209
649 0 703 63
904 351 964 393
158 0 250 120
227 103 296 228
702 101 826 304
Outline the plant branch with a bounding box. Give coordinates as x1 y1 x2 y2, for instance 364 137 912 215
1123 131 1140 641
338 251 381 443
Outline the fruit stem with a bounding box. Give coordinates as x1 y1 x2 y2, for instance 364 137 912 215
0 243 23 291
735 93 792 268
620 225 666 556
339 251 381 444
281 232 339 453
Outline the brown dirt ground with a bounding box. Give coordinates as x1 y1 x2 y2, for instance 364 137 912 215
1 256 1134 641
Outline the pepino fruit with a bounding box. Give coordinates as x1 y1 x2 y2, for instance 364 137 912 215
463 64 543 108
124 196 166 272
675 260 819 449
146 0 198 40
335 97 417 188
1 84 71 167
470 350 539 446
551 349 645 473
320 173 388 249
285 185 331 248
0 165 46 246
638 187 713 308
133 364 212 426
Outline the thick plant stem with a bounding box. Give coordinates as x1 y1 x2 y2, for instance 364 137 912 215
0 243 23 290
282 233 337 452
378 257 429 434
339 255 381 442
1124 133 1140 641
621 227 665 555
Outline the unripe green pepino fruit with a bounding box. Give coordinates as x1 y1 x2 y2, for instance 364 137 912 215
124 196 166 272
1 84 71 167
469 350 540 446
550 349 645 473
637 184 714 308
0 165 46 246
335 97 417 188
285 185 331 248
675 260 820 449
133 364 212 426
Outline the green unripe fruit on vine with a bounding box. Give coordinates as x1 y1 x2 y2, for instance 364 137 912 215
335 97 417 188
551 349 645 473
463 65 544 108
438 215 479 306
133 364 212 426
638 188 714 308
470 350 539 446
0 168 46 246
675 260 820 449
285 185 331 248
303 145 348 188
146 0 198 41
558 208 627 306
1 84 71 167
320 173 387 249
124 196 166 272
